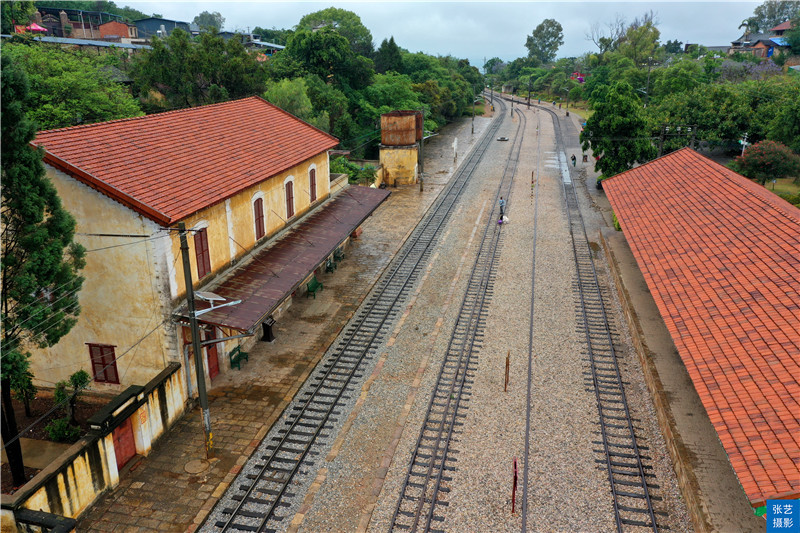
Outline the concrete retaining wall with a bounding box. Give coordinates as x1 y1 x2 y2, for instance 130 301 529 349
1 363 187 524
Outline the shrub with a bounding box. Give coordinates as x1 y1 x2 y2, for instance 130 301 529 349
612 212 621 231
731 141 800 185
330 156 376 184
45 417 81 443
779 193 800 207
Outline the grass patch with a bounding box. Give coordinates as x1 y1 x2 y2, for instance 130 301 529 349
766 177 800 195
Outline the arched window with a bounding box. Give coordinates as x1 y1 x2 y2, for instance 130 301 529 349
285 180 295 218
253 197 265 240
309 167 317 203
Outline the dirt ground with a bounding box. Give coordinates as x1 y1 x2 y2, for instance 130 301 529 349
9 389 109 441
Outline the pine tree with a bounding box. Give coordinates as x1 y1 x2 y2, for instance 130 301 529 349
1 54 86 487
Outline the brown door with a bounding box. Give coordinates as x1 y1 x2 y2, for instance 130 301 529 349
205 329 219 379
112 417 136 471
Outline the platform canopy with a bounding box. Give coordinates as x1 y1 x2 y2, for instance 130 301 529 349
179 186 390 333
603 148 800 507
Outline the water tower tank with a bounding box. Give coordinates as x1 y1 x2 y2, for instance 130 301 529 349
381 111 421 146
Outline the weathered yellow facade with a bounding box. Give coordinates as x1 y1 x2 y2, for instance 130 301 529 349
29 151 330 392
379 145 418 186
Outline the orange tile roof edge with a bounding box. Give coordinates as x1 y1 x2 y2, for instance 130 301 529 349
603 148 800 507
32 96 340 225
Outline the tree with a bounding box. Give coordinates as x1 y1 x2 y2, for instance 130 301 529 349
525 19 564 64
1 54 86 487
193 10 224 31
663 39 683 54
1 1 34 34
132 29 266 110
617 21 661 67
253 26 290 45
730 140 800 184
263 78 329 131
4 43 143 129
375 36 403 74
785 15 800 54
587 14 627 54
747 0 800 32
580 81 655 178
285 27 374 91
297 7 374 57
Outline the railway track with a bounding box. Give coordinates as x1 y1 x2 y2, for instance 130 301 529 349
536 99 665 532
203 98 509 533
389 104 526 532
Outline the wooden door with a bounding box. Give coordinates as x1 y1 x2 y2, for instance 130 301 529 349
112 417 136 471
205 329 219 380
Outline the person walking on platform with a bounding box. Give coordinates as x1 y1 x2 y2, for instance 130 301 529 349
571 154 577 167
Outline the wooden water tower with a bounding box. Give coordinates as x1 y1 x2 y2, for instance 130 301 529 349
380 110 422 186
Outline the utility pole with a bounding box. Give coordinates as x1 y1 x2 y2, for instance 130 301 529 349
472 86 475 135
527 77 531 109
645 57 653 107
178 222 214 459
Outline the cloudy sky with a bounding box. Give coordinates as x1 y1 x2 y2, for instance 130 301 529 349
122 1 761 68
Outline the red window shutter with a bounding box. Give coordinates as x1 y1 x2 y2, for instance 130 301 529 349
285 182 294 218
194 228 211 279
309 169 317 203
88 344 119 384
254 198 265 240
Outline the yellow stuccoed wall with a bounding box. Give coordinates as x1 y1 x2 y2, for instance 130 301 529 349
32 167 174 391
379 146 418 186
169 152 330 300
31 150 329 391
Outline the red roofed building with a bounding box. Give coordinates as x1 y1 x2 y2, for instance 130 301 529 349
603 148 800 509
28 97 388 401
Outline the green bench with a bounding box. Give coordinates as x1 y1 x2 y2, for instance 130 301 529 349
229 346 249 370
307 275 323 298
325 257 336 273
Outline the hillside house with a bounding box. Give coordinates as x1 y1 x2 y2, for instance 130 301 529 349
134 17 191 40
29 96 389 400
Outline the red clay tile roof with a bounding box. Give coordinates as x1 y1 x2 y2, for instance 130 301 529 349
32 97 339 225
603 148 800 506
771 20 794 32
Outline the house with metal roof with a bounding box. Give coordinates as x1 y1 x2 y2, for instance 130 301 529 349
29 96 389 402
603 148 800 513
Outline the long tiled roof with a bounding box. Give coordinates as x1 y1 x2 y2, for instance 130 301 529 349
603 148 800 506
32 97 339 225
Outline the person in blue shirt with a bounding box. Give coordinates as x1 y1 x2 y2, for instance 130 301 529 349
499 196 506 218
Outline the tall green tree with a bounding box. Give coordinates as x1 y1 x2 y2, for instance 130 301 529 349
4 43 143 129
580 81 655 178
132 29 266 110
193 10 224 31
525 19 564 64
375 36 403 74
296 7 374 57
1 54 86 487
263 78 329 131
285 27 374 91
746 0 800 31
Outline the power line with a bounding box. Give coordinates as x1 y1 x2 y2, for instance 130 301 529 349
2 317 170 451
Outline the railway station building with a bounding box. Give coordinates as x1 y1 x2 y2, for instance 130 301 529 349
29 95 388 416
602 148 799 527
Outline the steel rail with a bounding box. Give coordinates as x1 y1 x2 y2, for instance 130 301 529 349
208 98 509 533
390 103 525 532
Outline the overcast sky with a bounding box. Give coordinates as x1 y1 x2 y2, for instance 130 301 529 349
122 1 761 68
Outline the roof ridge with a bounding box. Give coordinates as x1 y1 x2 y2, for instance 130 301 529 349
35 96 264 136
253 95 339 144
